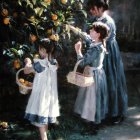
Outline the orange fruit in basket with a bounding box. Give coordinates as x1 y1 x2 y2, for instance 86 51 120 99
21 80 32 87
22 82 27 86
24 80 29 85
19 78 25 83
24 81 31 87
27 82 32 87
19 78 32 87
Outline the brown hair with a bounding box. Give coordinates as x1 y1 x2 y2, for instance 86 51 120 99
38 38 55 60
87 0 109 11
92 21 109 48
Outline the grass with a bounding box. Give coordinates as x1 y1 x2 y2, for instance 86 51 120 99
0 83 91 140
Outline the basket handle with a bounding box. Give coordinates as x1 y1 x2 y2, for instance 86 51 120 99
73 60 83 73
16 68 32 90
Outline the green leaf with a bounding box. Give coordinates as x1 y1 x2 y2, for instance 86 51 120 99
70 0 75 4
78 10 87 18
67 32 71 39
65 17 75 24
35 7 44 16
17 50 24 57
18 0 22 6
41 2 49 8
34 7 41 14
10 48 19 56
32 0 36 5
28 16 40 25
26 0 31 6
29 3 34 9
38 8 44 17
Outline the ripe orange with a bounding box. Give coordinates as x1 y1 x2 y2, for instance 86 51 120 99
49 34 59 41
44 0 51 4
61 0 67 4
0 122 8 129
19 78 25 83
24 80 29 86
27 82 32 87
3 17 10 25
52 14 58 21
14 59 21 69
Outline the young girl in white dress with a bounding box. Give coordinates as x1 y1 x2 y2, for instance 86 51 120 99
24 38 60 140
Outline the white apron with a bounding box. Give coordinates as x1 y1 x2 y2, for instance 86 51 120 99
25 58 60 118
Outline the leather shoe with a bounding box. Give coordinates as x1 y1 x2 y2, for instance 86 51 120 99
111 116 125 125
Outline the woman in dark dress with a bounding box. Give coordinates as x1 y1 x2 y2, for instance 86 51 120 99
86 0 128 124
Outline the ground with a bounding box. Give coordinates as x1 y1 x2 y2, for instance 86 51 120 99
0 73 140 140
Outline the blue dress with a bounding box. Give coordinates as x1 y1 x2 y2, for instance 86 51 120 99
74 42 108 124
97 14 128 117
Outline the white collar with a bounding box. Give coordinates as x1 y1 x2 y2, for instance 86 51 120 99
89 42 102 48
97 13 107 21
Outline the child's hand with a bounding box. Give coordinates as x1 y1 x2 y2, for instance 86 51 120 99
24 58 34 74
24 58 32 67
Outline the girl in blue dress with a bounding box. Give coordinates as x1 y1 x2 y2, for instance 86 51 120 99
74 21 109 135
87 0 128 124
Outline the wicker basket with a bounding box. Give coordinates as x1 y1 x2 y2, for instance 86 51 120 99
67 60 94 87
16 68 33 95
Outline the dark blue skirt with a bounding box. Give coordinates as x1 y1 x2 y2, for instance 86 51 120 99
94 68 108 124
24 113 56 126
103 39 128 117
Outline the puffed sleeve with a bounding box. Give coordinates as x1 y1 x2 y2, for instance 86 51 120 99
47 59 58 72
49 59 58 65
77 47 100 68
33 61 45 73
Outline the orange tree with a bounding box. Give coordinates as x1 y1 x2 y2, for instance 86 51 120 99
0 0 88 76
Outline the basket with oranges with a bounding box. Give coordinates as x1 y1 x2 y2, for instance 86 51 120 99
16 68 33 95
